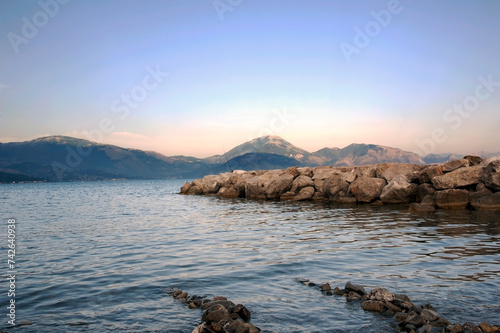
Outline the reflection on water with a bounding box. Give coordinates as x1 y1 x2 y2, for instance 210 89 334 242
0 180 499 332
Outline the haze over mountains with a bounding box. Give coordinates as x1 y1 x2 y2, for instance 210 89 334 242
0 135 496 182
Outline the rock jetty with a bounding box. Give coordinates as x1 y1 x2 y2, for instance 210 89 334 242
299 279 499 333
168 289 260 333
180 156 500 211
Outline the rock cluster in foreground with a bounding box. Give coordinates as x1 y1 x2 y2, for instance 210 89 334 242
168 289 260 333
299 279 499 333
180 156 500 211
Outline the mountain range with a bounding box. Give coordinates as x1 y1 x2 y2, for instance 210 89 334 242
0 135 496 182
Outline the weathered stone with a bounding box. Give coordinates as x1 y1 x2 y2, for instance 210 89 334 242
479 322 497 333
298 167 314 177
180 181 191 194
284 166 300 179
280 191 296 201
384 301 402 314
464 155 483 166
345 281 366 295
201 174 223 194
347 291 362 301
482 159 500 190
471 192 500 211
421 195 435 205
187 186 203 195
349 177 387 203
367 288 395 302
362 300 386 312
434 189 469 209
416 183 436 203
419 165 444 184
420 309 441 322
354 164 378 178
172 290 183 298
313 179 326 196
265 173 294 199
382 164 420 182
462 322 481 333
405 310 424 327
244 175 268 200
323 174 350 199
312 166 335 180
311 191 329 202
217 186 240 198
234 304 251 323
419 324 443 333
380 176 418 204
320 283 331 292
469 188 493 201
442 159 469 172
201 300 235 312
290 175 314 193
394 312 408 323
333 196 357 204
293 186 315 201
432 165 482 190
175 291 188 299
447 324 464 333
202 304 230 324
408 203 435 214
213 296 228 301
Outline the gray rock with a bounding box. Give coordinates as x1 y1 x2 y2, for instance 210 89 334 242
349 177 387 203
345 281 367 295
323 174 350 199
367 288 395 302
361 300 386 312
464 155 483 166
442 159 469 172
405 310 424 327
381 163 421 182
290 175 314 193
265 173 294 199
418 165 444 184
293 186 315 201
416 183 436 203
481 159 500 190
380 176 418 204
432 165 482 190
420 309 441 322
434 189 469 210
470 192 500 211
409 203 435 213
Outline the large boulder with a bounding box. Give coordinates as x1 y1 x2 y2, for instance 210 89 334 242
418 165 444 183
293 186 315 201
380 176 418 204
217 186 240 198
201 174 223 194
381 164 420 182
416 183 436 203
265 173 294 199
464 155 483 166
431 165 482 190
323 174 350 199
311 166 335 180
180 181 191 194
434 189 469 209
290 175 314 193
442 159 469 172
349 177 387 203
470 192 500 211
481 159 500 191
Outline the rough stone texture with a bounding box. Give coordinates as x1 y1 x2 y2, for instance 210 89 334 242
409 202 435 213
482 160 500 191
323 174 350 199
284 166 301 179
366 288 395 302
265 173 294 199
201 174 223 194
381 163 420 182
469 188 493 201
380 176 418 204
416 183 437 203
180 181 191 194
432 165 482 190
280 191 296 201
435 189 469 210
361 300 386 312
349 177 387 203
418 165 444 184
293 186 315 201
311 166 335 180
217 186 240 198
442 159 469 172
470 192 500 211
290 175 315 193
464 155 483 166
345 282 367 296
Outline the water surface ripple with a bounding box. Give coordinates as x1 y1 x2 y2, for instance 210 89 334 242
0 180 499 332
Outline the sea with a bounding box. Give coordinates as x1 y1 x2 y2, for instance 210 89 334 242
0 179 499 332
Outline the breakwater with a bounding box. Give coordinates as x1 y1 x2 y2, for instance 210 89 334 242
180 156 500 211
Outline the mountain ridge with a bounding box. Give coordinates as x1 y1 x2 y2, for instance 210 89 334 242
1 135 497 182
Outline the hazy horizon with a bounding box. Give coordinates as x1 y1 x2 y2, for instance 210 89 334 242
1 1 499 157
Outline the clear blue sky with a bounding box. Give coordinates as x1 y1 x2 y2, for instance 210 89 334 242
1 0 499 157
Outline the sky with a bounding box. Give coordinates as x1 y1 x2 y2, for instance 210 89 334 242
0 0 499 158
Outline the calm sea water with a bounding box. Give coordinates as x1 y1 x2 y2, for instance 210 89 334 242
0 179 499 332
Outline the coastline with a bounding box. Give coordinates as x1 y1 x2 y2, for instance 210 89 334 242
180 156 500 212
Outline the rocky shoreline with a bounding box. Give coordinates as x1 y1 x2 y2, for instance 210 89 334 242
180 156 500 212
